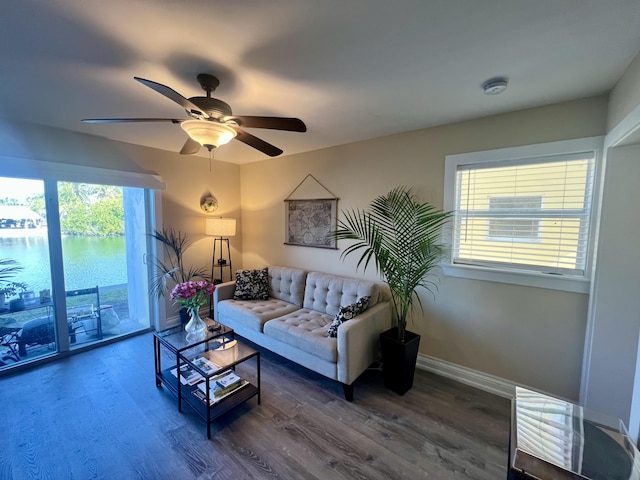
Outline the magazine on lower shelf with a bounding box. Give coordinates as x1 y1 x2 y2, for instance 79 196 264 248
170 364 203 386
191 373 249 406
191 355 221 376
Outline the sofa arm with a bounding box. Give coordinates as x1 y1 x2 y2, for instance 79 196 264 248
213 281 235 320
336 301 392 385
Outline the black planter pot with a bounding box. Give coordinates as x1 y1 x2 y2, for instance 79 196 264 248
380 327 421 395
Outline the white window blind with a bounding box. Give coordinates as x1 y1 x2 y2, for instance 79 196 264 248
453 152 595 276
487 196 542 240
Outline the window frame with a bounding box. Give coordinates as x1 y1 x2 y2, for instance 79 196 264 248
443 137 604 293
0 156 166 363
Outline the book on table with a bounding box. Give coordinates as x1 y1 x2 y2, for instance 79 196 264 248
192 380 249 406
215 370 242 390
170 363 203 386
191 388 213 406
191 371 248 405
191 355 221 375
170 356 221 385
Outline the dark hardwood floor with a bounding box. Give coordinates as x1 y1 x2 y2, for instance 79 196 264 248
0 333 511 479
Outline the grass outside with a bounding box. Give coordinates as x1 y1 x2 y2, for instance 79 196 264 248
0 284 148 367
0 285 130 330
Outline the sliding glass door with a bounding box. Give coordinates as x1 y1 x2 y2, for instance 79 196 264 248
0 178 56 365
0 175 153 369
59 181 132 350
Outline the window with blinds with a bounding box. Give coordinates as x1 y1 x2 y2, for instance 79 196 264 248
487 196 542 241
452 152 595 276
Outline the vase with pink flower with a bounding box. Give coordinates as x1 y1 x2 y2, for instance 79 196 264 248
170 280 216 338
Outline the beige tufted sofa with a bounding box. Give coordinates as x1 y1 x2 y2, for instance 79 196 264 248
214 266 392 400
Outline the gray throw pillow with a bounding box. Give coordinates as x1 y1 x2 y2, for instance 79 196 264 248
234 267 269 300
327 296 370 338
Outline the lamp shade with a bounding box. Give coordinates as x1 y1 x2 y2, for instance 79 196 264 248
205 217 236 237
181 120 237 148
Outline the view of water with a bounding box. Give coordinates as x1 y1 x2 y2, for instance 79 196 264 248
0 233 127 293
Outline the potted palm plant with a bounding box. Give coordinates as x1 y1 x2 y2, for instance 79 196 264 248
333 186 451 395
148 227 209 323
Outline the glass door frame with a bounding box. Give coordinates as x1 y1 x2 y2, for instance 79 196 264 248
0 156 165 367
43 179 70 352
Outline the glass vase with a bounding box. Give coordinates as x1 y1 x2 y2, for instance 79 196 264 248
184 306 206 338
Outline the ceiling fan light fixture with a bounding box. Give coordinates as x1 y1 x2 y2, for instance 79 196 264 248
85 74 305 157
181 120 237 149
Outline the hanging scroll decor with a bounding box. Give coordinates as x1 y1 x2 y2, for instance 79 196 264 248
284 174 338 249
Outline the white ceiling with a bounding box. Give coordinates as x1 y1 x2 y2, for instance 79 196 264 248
2 0 640 164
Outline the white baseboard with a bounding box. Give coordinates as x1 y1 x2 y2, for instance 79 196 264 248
416 353 516 399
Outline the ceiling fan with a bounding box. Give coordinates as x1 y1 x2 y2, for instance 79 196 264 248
82 73 307 157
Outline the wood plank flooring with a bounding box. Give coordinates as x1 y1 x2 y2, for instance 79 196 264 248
0 332 511 479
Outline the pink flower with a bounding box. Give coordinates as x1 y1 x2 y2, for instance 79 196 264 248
170 280 216 310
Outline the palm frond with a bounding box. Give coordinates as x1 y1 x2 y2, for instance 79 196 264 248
147 228 206 298
0 259 23 284
332 186 452 341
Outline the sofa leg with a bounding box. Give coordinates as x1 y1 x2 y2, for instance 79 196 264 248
342 383 354 401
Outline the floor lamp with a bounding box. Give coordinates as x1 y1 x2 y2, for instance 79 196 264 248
205 217 236 318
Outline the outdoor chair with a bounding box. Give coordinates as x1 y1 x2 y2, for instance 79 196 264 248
16 316 55 356
66 287 103 341
1 329 21 363
16 286 101 356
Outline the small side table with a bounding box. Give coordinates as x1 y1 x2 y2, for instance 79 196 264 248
153 320 260 439
154 319 232 390
508 386 640 479
179 338 260 438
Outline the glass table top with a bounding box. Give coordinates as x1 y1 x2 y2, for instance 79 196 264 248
154 319 232 352
181 338 258 377
512 387 640 479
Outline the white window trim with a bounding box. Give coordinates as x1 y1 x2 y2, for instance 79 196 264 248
0 155 166 190
443 136 604 294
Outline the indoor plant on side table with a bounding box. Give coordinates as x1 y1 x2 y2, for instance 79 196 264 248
333 186 451 395
148 228 209 324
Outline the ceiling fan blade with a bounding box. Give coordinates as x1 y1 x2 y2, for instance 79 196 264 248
180 137 201 155
233 128 283 157
224 116 306 132
82 118 183 124
134 77 210 119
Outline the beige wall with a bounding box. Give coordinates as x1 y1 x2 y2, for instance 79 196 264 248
0 95 612 399
0 118 242 318
118 143 242 316
609 50 640 131
240 95 608 400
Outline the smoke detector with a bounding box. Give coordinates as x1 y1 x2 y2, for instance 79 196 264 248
482 77 508 95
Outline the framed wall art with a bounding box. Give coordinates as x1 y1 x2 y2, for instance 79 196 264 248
284 175 338 249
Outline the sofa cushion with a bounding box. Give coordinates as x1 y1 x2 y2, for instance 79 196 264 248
303 272 379 316
263 309 337 363
234 268 269 300
218 298 301 332
327 296 370 338
268 266 307 307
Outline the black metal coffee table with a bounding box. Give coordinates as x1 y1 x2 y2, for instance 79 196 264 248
154 320 260 438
